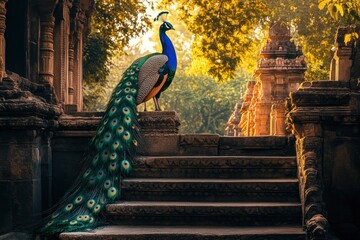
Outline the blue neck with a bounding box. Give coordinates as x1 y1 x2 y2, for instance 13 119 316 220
160 30 177 71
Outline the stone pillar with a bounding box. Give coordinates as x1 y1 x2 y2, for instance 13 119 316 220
72 9 86 111
68 40 75 104
238 80 256 136
0 0 7 81
334 47 352 81
271 101 286 135
54 0 73 105
254 102 272 135
39 13 55 85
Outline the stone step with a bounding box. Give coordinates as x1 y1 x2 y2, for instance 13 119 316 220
60 225 306 240
131 156 297 179
106 201 302 226
121 178 300 202
219 136 295 156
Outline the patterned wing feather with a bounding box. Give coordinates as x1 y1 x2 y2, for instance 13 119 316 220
136 54 168 104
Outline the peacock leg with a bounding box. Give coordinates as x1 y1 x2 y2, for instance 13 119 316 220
143 102 147 112
153 97 162 111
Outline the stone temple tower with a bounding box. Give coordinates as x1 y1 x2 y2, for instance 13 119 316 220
227 22 307 136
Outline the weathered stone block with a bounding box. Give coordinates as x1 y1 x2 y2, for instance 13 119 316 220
179 134 219 156
138 111 180 135
139 134 180 156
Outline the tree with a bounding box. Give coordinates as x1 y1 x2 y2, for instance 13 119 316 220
158 0 270 81
83 0 152 111
158 71 249 134
158 0 352 81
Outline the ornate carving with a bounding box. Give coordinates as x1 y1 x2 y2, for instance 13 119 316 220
232 22 306 136
0 0 7 80
39 13 55 85
225 102 242 136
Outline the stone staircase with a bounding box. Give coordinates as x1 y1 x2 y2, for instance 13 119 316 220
60 136 305 240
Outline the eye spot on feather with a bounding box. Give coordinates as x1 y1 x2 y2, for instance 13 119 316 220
83 169 91 178
132 140 138 146
126 95 133 101
110 107 117 115
89 217 95 223
102 151 109 161
131 88 137 93
47 220 54 226
111 119 118 126
124 116 132 124
93 204 101 214
109 162 117 171
123 131 131 141
121 160 131 169
124 88 131 93
103 180 111 189
117 126 124 134
110 152 117 161
104 132 112 142
107 187 117 199
51 212 59 219
87 199 96 209
125 82 132 86
123 107 130 115
65 203 73 212
112 141 120 149
97 126 104 135
97 170 105 180
83 215 89 221
115 98 121 103
69 220 78 225
74 196 84 205
76 215 83 221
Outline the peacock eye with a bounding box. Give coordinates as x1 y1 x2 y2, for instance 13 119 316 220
69 220 78 225
104 180 111 189
123 107 130 114
87 199 96 208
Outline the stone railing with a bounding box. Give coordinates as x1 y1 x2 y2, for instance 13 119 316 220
286 79 360 240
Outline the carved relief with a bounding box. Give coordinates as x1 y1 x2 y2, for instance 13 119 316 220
39 13 55 85
229 22 306 136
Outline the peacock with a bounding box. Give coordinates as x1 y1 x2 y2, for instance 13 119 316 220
40 11 177 235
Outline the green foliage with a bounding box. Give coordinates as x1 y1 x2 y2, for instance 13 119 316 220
158 0 269 81
83 0 152 111
157 0 353 81
319 0 360 22
155 71 248 134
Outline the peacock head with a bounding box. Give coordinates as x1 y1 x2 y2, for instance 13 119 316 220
160 21 175 32
155 11 175 32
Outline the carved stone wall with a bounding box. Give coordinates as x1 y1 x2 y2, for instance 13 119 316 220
287 79 360 240
287 25 360 240
0 72 62 233
0 0 92 235
227 22 306 136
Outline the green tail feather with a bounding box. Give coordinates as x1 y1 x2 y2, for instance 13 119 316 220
40 54 156 235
